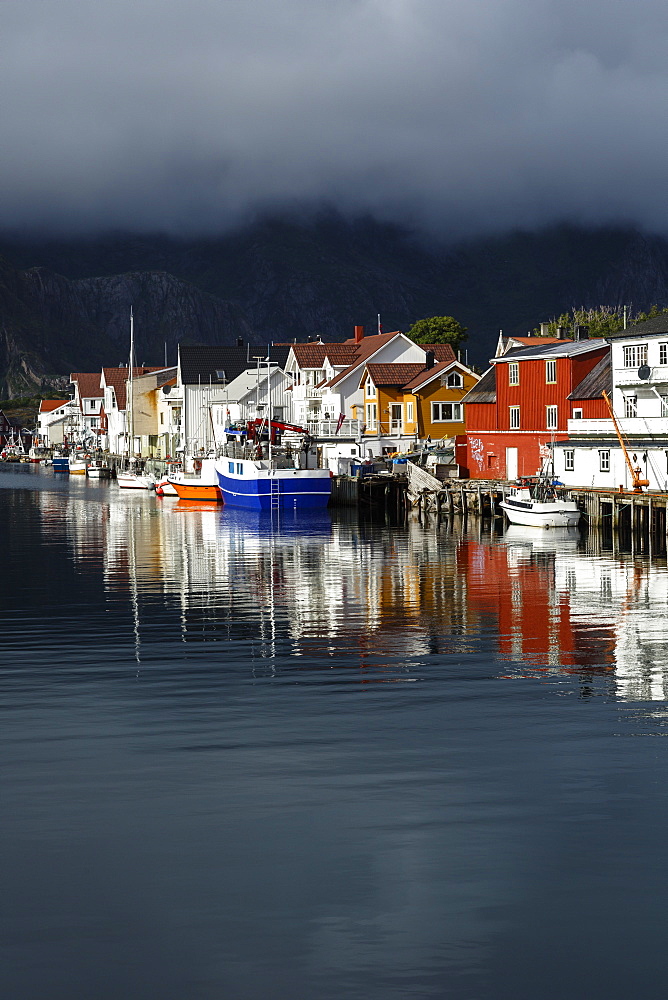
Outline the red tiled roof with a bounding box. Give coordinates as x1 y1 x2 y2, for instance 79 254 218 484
419 343 457 363
70 372 103 404
39 399 67 413
508 336 568 346
403 361 456 391
101 366 162 410
290 344 331 367
365 363 429 386
327 332 404 387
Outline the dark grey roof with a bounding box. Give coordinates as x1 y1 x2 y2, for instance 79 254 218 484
607 315 668 339
568 352 612 400
461 366 496 403
179 344 290 385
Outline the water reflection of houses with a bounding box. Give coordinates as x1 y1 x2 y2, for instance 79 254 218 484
40 487 668 698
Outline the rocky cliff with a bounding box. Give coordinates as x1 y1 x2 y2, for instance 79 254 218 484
2 215 668 395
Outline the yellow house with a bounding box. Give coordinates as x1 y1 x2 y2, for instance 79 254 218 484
359 358 479 451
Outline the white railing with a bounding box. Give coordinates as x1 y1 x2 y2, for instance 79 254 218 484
306 418 362 437
568 417 668 435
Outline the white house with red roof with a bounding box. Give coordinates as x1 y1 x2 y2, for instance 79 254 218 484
70 372 105 445
36 399 79 447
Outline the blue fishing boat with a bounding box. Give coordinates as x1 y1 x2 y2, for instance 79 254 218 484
214 458 331 510
52 452 69 473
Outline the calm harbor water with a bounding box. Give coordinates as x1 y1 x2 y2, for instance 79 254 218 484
3 464 668 999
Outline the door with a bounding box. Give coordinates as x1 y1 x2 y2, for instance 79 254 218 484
390 403 402 433
506 447 518 480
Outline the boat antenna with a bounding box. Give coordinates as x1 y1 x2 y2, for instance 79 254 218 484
128 307 134 463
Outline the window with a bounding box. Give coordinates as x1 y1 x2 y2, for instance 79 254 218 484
624 395 637 418
509 406 520 429
406 401 414 422
366 402 377 430
228 462 234 473
599 450 610 473
545 359 557 383
89 399 97 411
564 449 574 472
432 402 462 422
365 377 376 398
661 395 668 417
572 408 583 419
623 344 648 368
446 371 463 388
661 343 668 366
546 405 558 430
236 463 243 474
508 363 519 386
160 412 164 425
89 418 98 429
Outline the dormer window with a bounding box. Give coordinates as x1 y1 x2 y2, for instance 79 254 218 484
446 371 463 388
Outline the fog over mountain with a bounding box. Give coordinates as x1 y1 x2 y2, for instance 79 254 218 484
2 0 668 238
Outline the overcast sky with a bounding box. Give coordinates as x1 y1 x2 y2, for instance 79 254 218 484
2 0 667 237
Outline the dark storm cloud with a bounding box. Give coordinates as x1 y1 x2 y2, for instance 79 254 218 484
2 0 668 236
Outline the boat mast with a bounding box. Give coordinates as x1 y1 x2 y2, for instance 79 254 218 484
128 307 134 462
267 356 272 465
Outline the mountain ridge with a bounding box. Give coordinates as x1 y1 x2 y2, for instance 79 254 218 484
1 215 668 396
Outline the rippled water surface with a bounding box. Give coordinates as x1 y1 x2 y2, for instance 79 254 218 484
3 465 668 999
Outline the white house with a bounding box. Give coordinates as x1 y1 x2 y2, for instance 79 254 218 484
36 399 79 447
70 372 104 445
553 317 668 490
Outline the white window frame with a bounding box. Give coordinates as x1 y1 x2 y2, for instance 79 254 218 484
446 371 463 388
431 401 462 422
546 405 558 430
406 401 414 423
661 395 668 417
564 449 575 472
623 344 648 368
508 363 519 386
572 407 583 419
365 377 376 398
660 343 668 366
545 359 557 384
599 449 610 473
366 402 377 430
509 406 520 430
624 395 637 418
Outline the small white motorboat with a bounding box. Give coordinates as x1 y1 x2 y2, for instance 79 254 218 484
87 461 111 479
117 469 156 490
499 481 580 528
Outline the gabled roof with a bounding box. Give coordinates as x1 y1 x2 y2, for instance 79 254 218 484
568 353 612 400
326 332 405 387
101 366 162 410
70 372 103 401
461 366 496 404
491 340 607 363
39 399 68 413
179 345 290 386
403 360 469 391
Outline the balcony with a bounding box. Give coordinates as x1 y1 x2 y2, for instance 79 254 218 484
306 418 362 438
567 416 668 437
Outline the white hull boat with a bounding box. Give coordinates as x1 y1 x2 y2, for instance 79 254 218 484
500 485 580 528
117 471 156 490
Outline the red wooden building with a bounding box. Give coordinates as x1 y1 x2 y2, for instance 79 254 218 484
459 338 609 479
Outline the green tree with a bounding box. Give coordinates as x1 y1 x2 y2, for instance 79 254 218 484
406 316 468 353
536 305 668 339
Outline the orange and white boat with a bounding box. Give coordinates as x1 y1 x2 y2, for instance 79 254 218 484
171 480 223 502
168 458 222 502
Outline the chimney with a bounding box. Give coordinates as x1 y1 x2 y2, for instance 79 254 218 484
540 323 550 337
425 350 435 369
574 324 589 342
556 326 567 339
354 325 364 344
236 337 244 347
